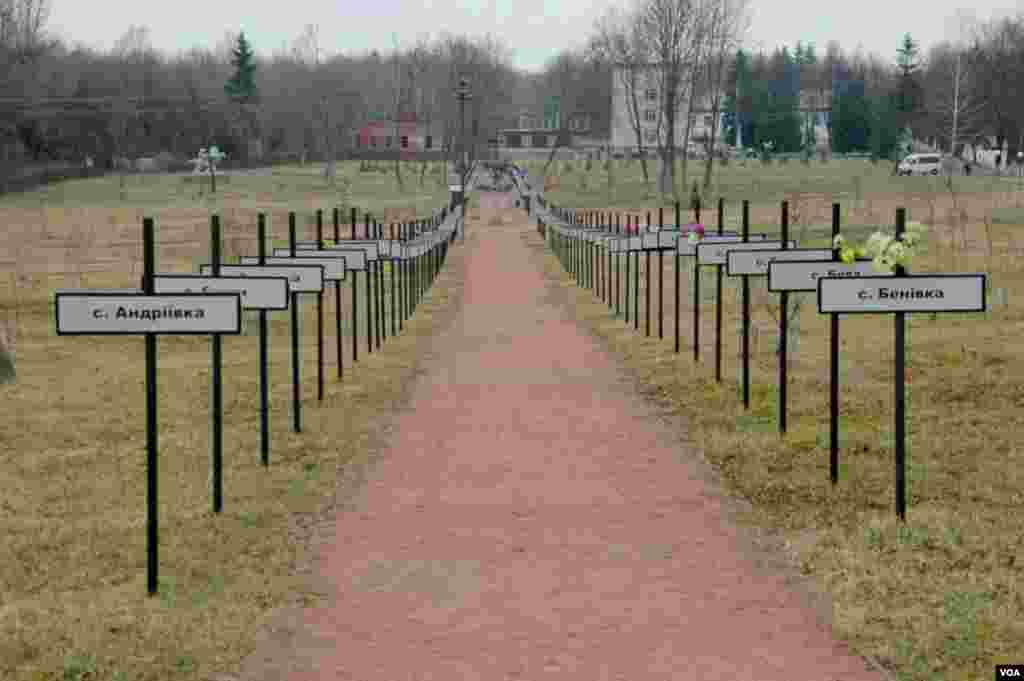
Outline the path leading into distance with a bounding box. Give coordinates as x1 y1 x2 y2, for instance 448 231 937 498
240 192 884 681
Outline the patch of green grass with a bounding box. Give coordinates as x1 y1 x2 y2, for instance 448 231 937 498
61 654 97 681
989 206 1024 224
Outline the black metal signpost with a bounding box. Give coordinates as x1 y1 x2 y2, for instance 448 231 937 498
55 217 242 595
646 218 651 338
391 225 397 337
316 210 324 402
742 201 750 408
715 198 725 382
675 202 681 353
210 216 224 511
693 198 701 362
817 208 987 519
259 214 270 464
289 213 301 432
333 208 344 380
365 213 373 356
659 206 664 339
779 202 789 434
376 219 384 350
625 221 631 326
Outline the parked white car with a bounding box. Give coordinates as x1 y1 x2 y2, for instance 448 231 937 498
897 153 942 176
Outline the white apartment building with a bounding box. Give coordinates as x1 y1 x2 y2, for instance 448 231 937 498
610 63 832 155
610 63 723 155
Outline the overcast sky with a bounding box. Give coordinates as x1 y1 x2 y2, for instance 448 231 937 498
49 0 1022 72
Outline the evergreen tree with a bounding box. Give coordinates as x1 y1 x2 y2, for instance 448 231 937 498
224 31 259 159
225 32 258 104
831 77 872 152
894 33 922 127
869 93 902 160
756 47 802 152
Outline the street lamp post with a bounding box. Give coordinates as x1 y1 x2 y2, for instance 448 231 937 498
455 76 472 242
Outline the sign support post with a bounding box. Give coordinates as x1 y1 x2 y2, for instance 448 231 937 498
391 225 397 337
742 201 750 409
257 214 270 465
316 210 324 402
894 208 907 520
779 201 789 435
365 213 372 355
675 202 680 353
659 206 664 339
693 198 701 362
333 207 343 380
715 198 724 382
144 217 158 596
210 215 224 513
830 203 840 484
288 212 301 433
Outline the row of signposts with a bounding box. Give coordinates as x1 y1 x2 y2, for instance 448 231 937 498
54 204 458 595
530 192 987 522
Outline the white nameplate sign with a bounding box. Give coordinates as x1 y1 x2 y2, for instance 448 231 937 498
56 292 241 335
678 233 768 256
275 247 367 272
697 239 795 265
769 259 887 292
247 255 345 281
153 274 288 310
818 274 987 313
726 248 833 276
293 241 379 261
199 264 323 293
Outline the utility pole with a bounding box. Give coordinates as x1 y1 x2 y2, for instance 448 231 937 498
455 76 472 242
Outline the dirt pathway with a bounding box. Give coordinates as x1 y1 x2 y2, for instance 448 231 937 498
250 198 884 680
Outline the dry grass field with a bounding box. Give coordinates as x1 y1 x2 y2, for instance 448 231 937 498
0 163 463 681
528 179 1024 681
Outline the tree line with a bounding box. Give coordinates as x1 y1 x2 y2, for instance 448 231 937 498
3 0 1023 190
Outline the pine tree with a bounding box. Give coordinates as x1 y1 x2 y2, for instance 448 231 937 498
225 32 258 104
224 32 259 159
894 34 923 128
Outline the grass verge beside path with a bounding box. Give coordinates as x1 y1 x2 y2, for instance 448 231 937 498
524 226 1023 681
0 236 466 681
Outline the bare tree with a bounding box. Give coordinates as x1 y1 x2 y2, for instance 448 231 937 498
923 41 987 163
635 0 706 198
0 0 56 92
591 6 656 186
699 0 750 194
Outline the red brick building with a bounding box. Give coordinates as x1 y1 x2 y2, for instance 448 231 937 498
354 112 445 160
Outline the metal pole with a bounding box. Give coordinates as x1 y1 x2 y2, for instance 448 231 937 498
143 217 158 596
333 207 343 380
830 203 841 484
779 200 789 435
742 200 750 409
315 210 324 401
257 213 270 465
210 214 224 513
674 201 681 353
288 212 301 433
693 199 701 361
894 208 907 521
715 197 724 382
